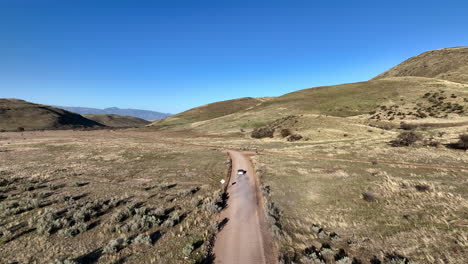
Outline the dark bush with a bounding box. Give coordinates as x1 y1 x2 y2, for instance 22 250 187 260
17 127 25 132
457 134 468 149
414 183 432 192
251 127 275 138
287 134 302 142
390 132 422 147
280 128 292 138
400 122 417 130
361 192 379 202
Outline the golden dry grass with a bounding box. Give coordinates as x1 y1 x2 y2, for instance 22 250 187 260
0 130 229 264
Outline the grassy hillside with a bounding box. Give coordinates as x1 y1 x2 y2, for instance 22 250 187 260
149 97 262 129
83 114 150 128
0 99 105 131
148 47 468 134
180 77 467 134
373 47 468 84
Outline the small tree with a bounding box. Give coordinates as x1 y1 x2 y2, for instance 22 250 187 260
390 131 422 147
251 127 274 138
17 127 25 132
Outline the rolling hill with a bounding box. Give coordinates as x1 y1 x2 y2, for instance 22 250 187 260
0 99 105 131
149 47 468 135
373 47 468 84
56 106 171 121
83 114 150 128
149 97 264 129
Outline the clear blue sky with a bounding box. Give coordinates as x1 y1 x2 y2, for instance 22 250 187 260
1 0 467 114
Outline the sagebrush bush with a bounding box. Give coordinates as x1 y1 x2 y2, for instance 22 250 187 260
390 132 422 147
182 242 195 256
251 127 274 138
103 237 128 254
202 190 224 213
134 234 152 246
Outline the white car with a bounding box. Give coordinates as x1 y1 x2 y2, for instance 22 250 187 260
237 169 246 175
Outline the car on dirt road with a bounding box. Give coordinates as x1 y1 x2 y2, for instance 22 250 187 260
237 169 246 175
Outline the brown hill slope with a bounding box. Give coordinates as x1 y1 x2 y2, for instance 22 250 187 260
373 47 468 84
149 97 262 129
186 77 468 133
0 99 105 131
83 114 150 128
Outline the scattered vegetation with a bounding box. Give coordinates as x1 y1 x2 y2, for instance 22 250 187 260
390 131 422 147
0 130 228 263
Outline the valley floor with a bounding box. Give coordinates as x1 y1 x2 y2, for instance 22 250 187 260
0 129 229 263
1 126 467 263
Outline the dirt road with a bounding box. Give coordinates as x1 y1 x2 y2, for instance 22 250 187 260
213 150 276 264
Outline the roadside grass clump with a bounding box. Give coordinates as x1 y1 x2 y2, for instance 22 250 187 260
202 190 225 213
265 201 282 231
390 131 422 147
182 241 195 256
251 127 275 139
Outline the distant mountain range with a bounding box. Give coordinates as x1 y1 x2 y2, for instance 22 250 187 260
55 106 171 121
